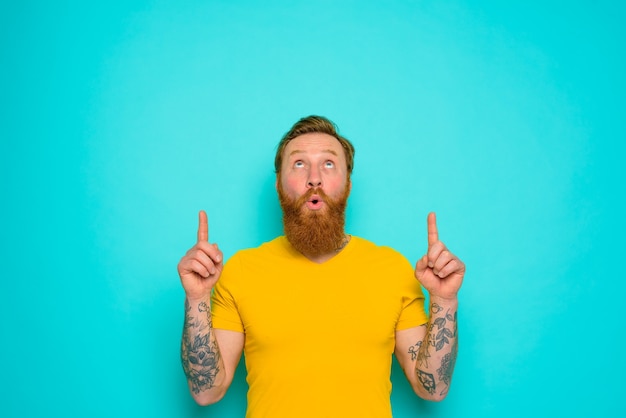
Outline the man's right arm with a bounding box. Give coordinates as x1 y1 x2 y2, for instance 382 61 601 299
178 210 244 405
181 296 244 405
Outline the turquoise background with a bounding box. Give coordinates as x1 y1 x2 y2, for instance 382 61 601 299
2 1 624 417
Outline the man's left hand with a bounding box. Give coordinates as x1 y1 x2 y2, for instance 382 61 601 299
415 212 465 300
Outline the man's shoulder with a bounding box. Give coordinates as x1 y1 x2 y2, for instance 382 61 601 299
238 236 284 253
349 235 405 257
227 236 290 263
346 236 412 269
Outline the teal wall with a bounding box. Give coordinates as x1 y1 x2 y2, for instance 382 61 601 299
2 1 624 417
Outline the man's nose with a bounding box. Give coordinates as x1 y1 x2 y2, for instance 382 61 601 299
307 167 322 188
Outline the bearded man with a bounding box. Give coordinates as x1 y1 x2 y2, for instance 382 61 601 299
178 116 465 417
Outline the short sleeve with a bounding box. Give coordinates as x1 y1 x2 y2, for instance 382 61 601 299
395 258 429 330
211 257 245 332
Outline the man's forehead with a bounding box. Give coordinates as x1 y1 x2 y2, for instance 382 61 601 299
287 148 339 157
284 132 343 155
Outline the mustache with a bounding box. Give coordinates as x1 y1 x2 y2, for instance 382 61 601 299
295 187 331 206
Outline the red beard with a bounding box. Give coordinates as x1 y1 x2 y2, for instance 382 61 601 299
277 182 350 257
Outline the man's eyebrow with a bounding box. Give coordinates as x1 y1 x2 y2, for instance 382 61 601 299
288 149 338 157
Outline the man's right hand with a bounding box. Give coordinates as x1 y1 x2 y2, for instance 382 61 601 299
177 210 224 302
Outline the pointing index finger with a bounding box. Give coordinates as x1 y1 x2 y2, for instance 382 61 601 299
197 210 209 242
427 212 439 247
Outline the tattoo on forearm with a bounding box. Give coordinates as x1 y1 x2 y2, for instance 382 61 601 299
431 303 443 315
410 303 458 395
437 340 458 389
432 306 457 351
417 370 436 394
408 341 421 361
181 300 221 394
408 324 427 361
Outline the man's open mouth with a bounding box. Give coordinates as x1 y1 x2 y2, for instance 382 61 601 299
306 194 324 210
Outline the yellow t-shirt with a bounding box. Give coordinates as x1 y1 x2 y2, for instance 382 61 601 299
211 236 428 418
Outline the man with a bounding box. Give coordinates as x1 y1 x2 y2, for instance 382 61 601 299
178 116 465 417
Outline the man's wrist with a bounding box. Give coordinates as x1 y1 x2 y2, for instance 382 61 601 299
429 294 458 307
185 293 212 309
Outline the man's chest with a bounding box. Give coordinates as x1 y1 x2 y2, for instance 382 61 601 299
235 270 403 355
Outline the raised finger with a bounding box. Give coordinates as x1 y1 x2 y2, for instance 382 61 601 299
197 210 209 242
427 212 439 247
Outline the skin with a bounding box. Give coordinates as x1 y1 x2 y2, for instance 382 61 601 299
178 210 243 405
178 133 465 405
277 133 352 263
395 212 464 400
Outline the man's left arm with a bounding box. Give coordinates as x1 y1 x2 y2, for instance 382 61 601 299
395 212 465 401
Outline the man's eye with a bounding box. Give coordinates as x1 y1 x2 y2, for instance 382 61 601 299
294 161 304 168
324 161 335 168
